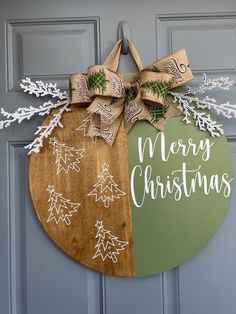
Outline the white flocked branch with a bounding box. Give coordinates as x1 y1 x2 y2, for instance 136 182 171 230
20 77 68 99
0 100 65 129
24 100 70 154
0 78 70 154
170 91 224 137
169 74 236 137
189 74 236 94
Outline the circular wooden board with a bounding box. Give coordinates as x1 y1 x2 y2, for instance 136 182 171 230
29 106 233 277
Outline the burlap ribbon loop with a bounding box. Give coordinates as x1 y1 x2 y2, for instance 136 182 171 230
87 65 125 99
70 40 193 145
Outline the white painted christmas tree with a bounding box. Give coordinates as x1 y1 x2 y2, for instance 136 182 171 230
88 163 126 208
46 185 80 225
93 221 128 263
49 137 85 175
75 112 97 143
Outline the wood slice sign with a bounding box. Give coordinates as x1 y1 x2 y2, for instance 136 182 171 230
29 105 233 277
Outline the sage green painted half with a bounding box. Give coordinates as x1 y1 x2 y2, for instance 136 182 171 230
127 117 233 277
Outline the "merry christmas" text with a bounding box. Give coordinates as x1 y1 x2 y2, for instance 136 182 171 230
130 133 233 207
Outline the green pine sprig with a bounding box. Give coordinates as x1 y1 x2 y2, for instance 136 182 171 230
88 69 107 94
141 79 171 100
146 104 169 123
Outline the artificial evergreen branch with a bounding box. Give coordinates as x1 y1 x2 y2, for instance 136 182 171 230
188 74 236 94
168 74 236 136
170 92 236 119
25 100 70 154
20 77 68 99
170 91 224 137
196 97 236 118
0 78 70 154
0 100 65 129
0 78 69 129
170 74 236 119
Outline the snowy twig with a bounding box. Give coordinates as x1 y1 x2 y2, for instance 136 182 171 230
188 74 236 94
0 100 67 129
170 74 236 120
170 93 236 119
0 78 71 154
25 100 71 154
170 91 224 137
20 77 68 99
196 96 236 118
0 78 69 129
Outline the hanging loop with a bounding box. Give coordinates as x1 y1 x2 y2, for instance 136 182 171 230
117 21 130 55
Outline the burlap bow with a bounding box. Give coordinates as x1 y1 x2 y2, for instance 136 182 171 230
70 40 193 145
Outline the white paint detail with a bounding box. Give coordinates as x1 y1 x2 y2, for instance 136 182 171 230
93 221 128 263
49 137 85 175
88 163 126 208
46 185 80 225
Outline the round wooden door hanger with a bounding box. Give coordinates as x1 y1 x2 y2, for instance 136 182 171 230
29 106 233 277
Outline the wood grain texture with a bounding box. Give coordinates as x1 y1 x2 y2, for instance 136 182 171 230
29 105 135 277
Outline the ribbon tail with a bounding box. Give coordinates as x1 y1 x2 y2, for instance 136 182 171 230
125 96 154 132
125 92 183 133
86 96 125 145
152 95 183 131
145 49 193 88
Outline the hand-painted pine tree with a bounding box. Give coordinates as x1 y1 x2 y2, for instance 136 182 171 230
46 185 80 225
93 221 129 263
88 163 126 208
75 113 97 143
49 137 85 175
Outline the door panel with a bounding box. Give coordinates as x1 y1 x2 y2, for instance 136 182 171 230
1 2 236 313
